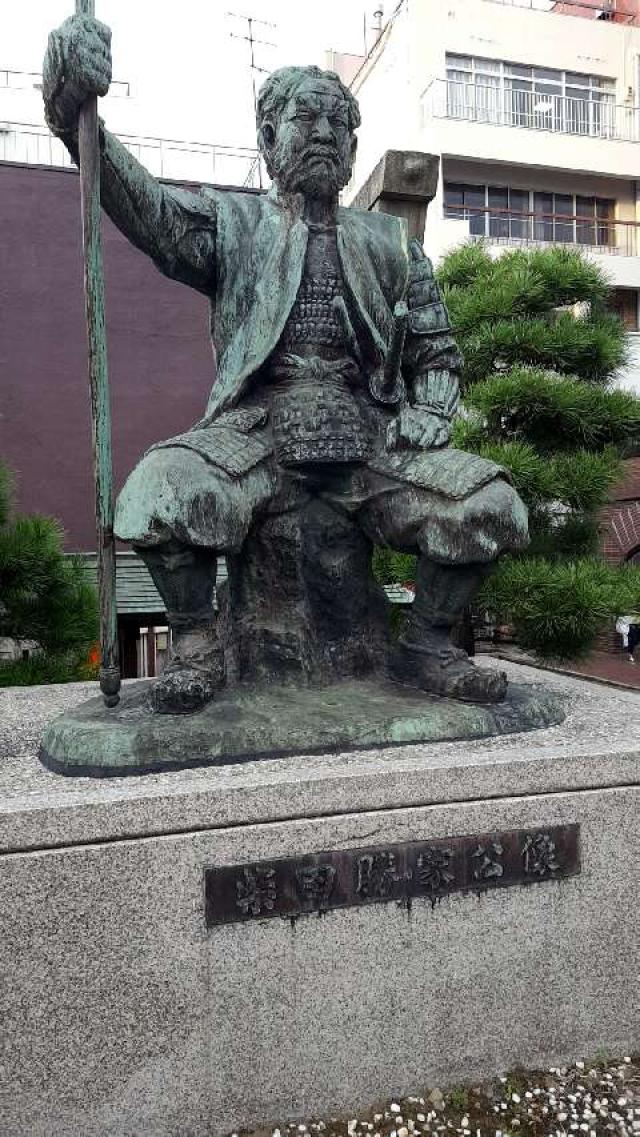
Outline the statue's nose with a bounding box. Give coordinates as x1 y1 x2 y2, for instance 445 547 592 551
312 114 333 141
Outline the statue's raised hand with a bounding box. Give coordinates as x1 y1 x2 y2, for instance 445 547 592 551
43 14 112 136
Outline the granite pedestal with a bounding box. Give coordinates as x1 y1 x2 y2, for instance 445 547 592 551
1 661 638 1137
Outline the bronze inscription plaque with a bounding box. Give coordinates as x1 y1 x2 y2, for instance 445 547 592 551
204 824 580 926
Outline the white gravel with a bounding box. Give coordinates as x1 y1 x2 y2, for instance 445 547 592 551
230 1055 639 1137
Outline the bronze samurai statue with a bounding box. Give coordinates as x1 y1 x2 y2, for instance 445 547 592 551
43 14 528 714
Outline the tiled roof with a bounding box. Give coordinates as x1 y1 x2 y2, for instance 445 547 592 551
79 551 165 615
78 552 414 615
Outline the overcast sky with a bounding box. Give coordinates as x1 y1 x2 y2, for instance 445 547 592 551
3 0 377 146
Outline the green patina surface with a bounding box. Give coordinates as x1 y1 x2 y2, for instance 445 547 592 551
42 12 534 753
39 677 565 777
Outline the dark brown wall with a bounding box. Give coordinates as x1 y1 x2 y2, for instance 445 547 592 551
0 161 213 550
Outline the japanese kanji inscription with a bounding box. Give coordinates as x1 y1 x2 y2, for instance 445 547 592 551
204 824 580 927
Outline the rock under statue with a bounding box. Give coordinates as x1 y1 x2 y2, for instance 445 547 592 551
43 15 528 716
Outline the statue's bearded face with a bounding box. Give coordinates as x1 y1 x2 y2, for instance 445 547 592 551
264 81 356 198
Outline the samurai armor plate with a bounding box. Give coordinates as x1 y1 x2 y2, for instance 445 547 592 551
149 409 271 478
368 447 509 500
270 380 371 466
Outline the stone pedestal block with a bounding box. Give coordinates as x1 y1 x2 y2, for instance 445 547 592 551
1 662 639 1137
350 149 440 241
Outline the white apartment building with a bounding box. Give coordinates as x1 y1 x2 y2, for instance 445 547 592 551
342 0 640 387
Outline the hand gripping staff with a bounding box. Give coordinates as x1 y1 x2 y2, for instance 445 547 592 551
75 0 121 707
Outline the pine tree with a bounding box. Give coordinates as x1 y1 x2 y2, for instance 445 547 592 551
0 461 98 684
439 243 640 659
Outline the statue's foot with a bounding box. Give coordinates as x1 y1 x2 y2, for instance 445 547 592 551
390 633 507 704
150 662 222 715
150 628 226 715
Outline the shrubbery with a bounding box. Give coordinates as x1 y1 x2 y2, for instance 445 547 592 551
376 244 640 660
0 461 98 685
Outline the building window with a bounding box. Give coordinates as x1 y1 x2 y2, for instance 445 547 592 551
444 182 618 250
445 55 616 137
442 183 487 236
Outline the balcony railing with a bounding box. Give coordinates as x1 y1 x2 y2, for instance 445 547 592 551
0 121 262 187
444 204 640 255
427 78 640 142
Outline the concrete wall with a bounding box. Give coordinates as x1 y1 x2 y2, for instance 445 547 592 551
0 161 214 550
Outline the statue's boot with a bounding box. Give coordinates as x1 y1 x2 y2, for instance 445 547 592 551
151 622 225 715
136 542 225 714
390 560 507 704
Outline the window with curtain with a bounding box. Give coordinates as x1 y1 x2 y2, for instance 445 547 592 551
445 55 616 137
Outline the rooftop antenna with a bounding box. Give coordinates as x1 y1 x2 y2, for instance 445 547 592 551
363 4 385 53
228 11 277 188
373 3 385 36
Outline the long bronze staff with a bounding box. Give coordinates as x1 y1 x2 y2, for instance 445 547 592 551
75 0 120 707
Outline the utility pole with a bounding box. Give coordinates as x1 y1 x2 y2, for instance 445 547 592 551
227 12 277 188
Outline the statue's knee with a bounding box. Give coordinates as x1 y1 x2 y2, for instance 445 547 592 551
115 447 260 551
116 449 183 521
471 478 529 552
414 478 529 565
115 449 216 544
493 479 528 545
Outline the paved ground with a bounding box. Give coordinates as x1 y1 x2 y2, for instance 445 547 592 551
485 642 640 691
510 649 640 690
558 649 640 689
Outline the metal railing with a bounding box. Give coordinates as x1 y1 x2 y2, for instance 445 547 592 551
0 121 262 187
0 68 131 95
427 78 640 142
482 0 555 8
0 68 42 90
444 204 640 255
483 0 636 14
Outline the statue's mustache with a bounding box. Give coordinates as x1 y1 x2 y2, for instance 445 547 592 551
303 145 340 163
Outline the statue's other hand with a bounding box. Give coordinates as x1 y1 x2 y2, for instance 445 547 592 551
43 14 112 134
388 406 451 452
